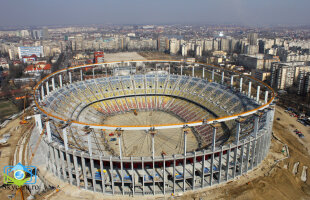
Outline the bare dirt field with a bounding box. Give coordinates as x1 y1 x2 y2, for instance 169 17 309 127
104 52 146 62
138 52 182 60
103 111 198 157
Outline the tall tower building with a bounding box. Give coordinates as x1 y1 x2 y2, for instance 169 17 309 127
220 38 229 52
42 27 49 39
181 44 188 57
195 45 202 57
169 39 179 55
248 33 258 45
157 36 168 52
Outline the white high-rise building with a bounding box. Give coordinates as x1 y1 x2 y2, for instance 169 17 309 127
195 45 202 57
20 30 30 38
181 44 188 57
169 39 179 55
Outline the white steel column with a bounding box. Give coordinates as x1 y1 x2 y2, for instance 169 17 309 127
183 128 188 192
120 155 124 195
92 68 95 78
250 139 256 169
48 145 56 175
59 74 63 88
89 159 96 192
254 136 261 167
73 150 80 187
181 65 183 76
235 120 241 145
69 72 72 83
80 69 83 81
46 121 52 142
59 146 67 181
46 81 50 95
41 86 45 100
100 156 105 193
141 157 145 195
52 77 55 91
239 77 243 93
232 145 238 178
210 152 214 186
130 157 134 196
230 75 234 87
248 81 252 97
225 144 231 181
149 129 156 195
221 71 224 84
192 152 196 189
110 156 114 194
201 150 206 187
117 129 123 158
81 153 88 189
163 156 166 194
212 69 215 81
256 85 260 102
87 132 92 156
245 138 251 172
49 146 57 175
54 147 61 178
173 155 176 194
264 91 269 104
63 128 68 151
152 133 155 158
63 127 73 184
212 125 217 151
239 140 245 175
183 126 189 155
202 67 205 78
254 114 259 138
218 146 223 184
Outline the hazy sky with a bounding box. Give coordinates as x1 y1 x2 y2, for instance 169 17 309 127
0 0 309 26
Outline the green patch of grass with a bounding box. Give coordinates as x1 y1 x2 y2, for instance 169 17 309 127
0 100 19 121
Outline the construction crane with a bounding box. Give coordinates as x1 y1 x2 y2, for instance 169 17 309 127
16 94 31 125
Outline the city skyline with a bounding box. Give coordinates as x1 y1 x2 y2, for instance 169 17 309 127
1 0 310 27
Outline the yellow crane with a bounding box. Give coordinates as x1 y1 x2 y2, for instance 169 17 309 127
17 94 31 125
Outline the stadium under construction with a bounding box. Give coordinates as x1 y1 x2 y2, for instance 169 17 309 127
32 60 275 195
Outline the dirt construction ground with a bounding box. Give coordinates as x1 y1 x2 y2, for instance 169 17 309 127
1 105 310 200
